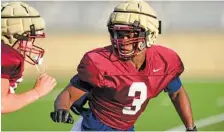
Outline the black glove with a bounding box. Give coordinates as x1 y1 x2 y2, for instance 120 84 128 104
186 126 197 131
50 109 74 124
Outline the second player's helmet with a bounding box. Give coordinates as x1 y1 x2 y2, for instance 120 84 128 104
1 2 46 65
107 0 161 60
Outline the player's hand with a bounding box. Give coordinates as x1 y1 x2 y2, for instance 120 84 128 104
34 73 57 97
50 109 74 124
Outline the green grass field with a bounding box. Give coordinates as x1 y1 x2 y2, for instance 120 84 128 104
2 79 224 131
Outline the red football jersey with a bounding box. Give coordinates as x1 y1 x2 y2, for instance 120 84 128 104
1 42 24 93
77 45 184 130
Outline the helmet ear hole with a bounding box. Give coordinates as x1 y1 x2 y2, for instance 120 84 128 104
138 41 146 51
149 32 157 45
151 32 156 40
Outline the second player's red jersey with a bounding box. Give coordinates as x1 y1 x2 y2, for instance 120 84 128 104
77 45 184 130
1 42 24 93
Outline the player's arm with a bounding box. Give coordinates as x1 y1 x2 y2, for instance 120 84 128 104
1 78 39 114
54 83 86 111
51 75 90 124
54 53 98 112
50 53 100 124
165 77 197 131
1 74 56 114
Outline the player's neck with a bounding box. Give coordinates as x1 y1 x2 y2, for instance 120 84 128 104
130 49 147 71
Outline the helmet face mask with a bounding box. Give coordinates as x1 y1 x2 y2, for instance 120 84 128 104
109 24 146 60
15 31 45 65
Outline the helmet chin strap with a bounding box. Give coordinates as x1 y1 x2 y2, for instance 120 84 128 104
34 57 45 74
35 64 45 74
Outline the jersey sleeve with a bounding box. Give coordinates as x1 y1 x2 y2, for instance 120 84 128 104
77 53 103 88
1 43 24 80
70 75 93 92
160 46 184 93
157 46 184 77
168 48 184 77
1 59 18 79
1 65 11 79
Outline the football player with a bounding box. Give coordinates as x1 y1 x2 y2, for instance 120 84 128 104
1 2 57 114
50 0 197 131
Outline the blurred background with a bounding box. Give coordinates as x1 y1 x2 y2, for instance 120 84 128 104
2 1 224 131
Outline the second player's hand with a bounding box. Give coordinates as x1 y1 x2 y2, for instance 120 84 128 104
34 73 57 97
50 109 74 124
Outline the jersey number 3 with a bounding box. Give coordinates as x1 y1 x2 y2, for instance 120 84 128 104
122 82 147 115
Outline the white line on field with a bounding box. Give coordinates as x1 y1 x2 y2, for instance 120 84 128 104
167 113 224 131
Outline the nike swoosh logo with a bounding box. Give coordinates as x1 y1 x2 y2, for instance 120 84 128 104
153 68 162 72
